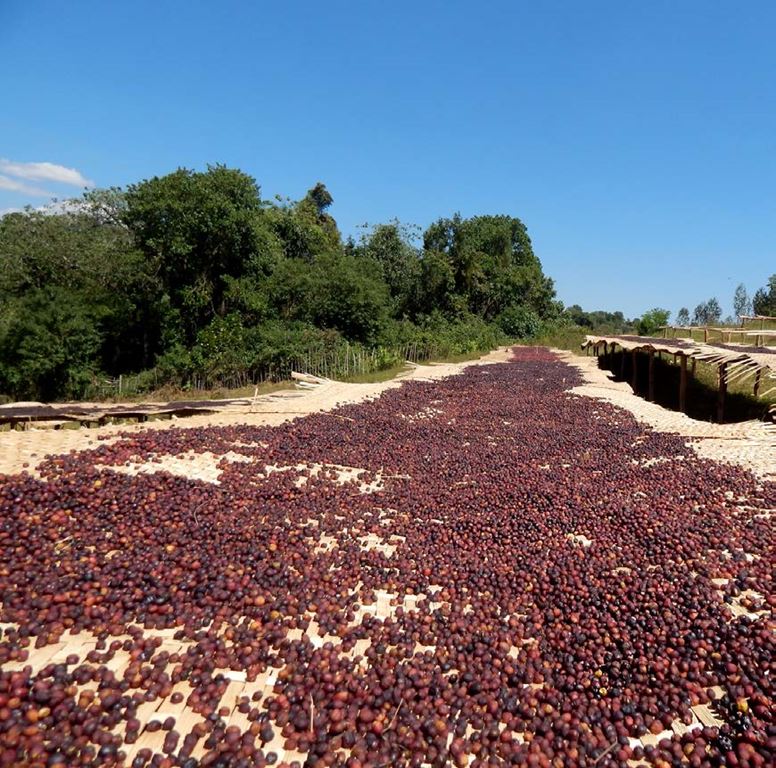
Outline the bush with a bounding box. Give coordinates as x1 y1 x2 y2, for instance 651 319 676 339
497 306 541 338
527 320 587 353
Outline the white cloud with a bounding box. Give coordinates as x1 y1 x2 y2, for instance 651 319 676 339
0 159 94 188
0 173 53 197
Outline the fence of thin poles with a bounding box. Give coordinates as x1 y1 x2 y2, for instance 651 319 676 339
89 341 448 398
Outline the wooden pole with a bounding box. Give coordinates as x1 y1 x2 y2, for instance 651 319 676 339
753 368 762 397
679 354 687 413
631 350 638 393
717 363 727 423
648 350 655 402
620 347 626 379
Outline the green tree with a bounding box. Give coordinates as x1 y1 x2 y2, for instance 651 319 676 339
692 298 722 326
676 307 690 327
422 213 555 320
0 288 106 400
354 221 420 316
752 274 776 316
637 308 670 336
732 283 751 320
271 182 342 262
0 202 156 378
123 165 264 340
414 250 458 317
497 305 541 338
266 253 389 343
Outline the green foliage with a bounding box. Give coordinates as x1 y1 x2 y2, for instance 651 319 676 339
0 166 561 401
123 165 265 338
637 308 670 336
0 288 106 400
352 221 420 316
563 305 635 334
497 305 541 338
676 307 690 327
526 319 588 353
752 274 776 316
692 298 722 326
732 283 751 319
191 314 252 379
422 213 555 320
264 253 388 342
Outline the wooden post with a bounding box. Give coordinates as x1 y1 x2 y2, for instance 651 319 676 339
691 358 696 376
717 363 727 423
704 328 708 343
753 368 762 397
679 354 687 413
648 349 655 402
620 347 626 379
631 350 638 393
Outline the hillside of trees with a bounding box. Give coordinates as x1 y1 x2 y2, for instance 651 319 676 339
0 165 565 401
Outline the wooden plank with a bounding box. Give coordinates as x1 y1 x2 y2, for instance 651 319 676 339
717 363 727 423
648 350 655 402
692 704 724 728
679 355 687 413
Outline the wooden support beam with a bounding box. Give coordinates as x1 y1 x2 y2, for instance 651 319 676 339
717 363 727 423
631 350 638 393
679 355 687 413
648 350 655 402
620 348 626 380
691 358 697 376
753 369 762 397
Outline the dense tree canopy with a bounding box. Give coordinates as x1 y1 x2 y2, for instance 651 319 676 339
422 213 557 321
0 166 561 400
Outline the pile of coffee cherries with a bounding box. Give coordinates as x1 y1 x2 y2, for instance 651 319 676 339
0 348 772 766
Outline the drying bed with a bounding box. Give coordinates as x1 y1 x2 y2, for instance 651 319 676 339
0 348 773 767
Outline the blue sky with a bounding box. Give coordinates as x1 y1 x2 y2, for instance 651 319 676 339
1 1 774 319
